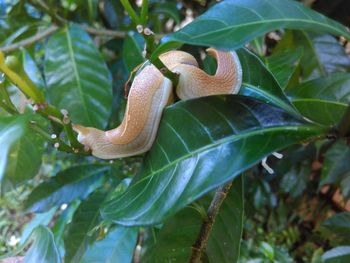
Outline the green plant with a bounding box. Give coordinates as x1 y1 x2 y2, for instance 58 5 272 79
0 0 350 262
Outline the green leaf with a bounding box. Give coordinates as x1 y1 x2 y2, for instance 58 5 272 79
144 176 244 262
237 48 296 114
44 24 112 129
64 191 108 263
24 226 61 263
154 2 181 25
0 116 25 181
5 120 45 186
164 0 350 49
264 48 303 88
122 31 145 72
143 204 201 262
322 246 350 263
322 212 350 239
21 207 57 244
0 115 37 183
275 31 350 81
206 176 244 263
290 73 350 125
320 140 350 186
81 227 138 263
24 164 108 212
101 95 325 226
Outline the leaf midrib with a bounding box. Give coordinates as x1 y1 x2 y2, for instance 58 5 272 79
181 18 349 41
65 27 91 124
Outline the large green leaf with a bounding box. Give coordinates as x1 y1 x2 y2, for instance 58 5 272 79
290 73 350 125
44 24 112 129
237 48 296 114
206 176 244 263
64 191 108 263
24 164 108 212
101 95 325 226
24 226 61 263
81 227 138 263
164 0 350 49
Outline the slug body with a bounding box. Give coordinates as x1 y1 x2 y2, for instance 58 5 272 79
74 49 242 159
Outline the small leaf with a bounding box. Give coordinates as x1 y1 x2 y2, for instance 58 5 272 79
81 227 138 263
320 140 350 186
122 31 145 72
21 207 57 244
322 212 350 239
164 0 350 49
24 164 108 212
237 48 296 114
275 31 350 80
64 191 109 263
322 246 350 263
24 226 61 263
264 48 303 88
45 24 112 129
290 73 350 125
0 113 45 187
101 95 325 226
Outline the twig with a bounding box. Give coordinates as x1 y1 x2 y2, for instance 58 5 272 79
82 26 127 39
337 104 350 137
132 229 144 263
0 25 59 53
189 181 233 263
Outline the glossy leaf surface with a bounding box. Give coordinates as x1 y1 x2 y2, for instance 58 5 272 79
24 164 108 212
81 227 138 263
45 24 112 129
165 0 350 49
102 95 325 226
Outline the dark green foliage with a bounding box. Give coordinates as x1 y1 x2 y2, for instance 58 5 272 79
0 0 349 262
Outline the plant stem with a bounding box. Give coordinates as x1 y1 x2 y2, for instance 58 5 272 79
120 0 140 24
337 104 350 137
0 25 59 53
140 0 149 25
189 181 233 263
152 57 179 86
28 122 74 153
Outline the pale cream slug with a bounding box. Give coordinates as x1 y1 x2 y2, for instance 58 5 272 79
73 48 242 159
